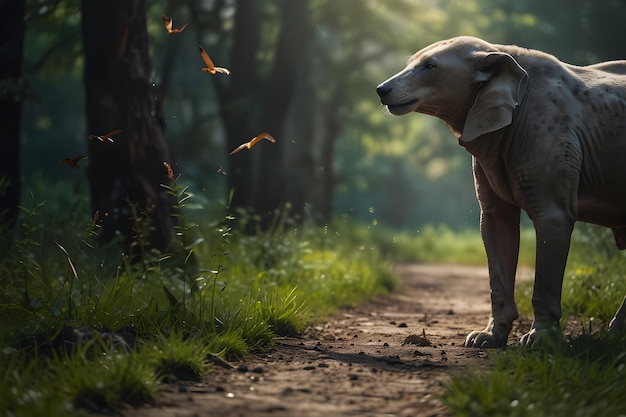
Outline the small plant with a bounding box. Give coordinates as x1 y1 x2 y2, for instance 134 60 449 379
205 330 248 361
257 286 308 336
207 188 237 333
149 331 212 381
54 343 157 413
13 190 46 308
161 162 199 320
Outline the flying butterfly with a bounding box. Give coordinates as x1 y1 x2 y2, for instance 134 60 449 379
229 132 277 155
59 155 87 170
198 45 231 75
162 14 189 34
88 129 122 143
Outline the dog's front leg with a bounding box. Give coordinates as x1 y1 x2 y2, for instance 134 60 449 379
465 162 521 348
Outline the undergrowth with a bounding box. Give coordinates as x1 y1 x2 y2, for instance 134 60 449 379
0 173 397 416
4 173 626 416
335 220 536 267
442 332 626 417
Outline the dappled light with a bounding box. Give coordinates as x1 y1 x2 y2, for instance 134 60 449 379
2 0 626 416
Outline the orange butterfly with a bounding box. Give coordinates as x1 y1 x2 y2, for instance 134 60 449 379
229 132 277 155
162 14 189 34
198 46 231 75
59 155 87 170
88 129 122 143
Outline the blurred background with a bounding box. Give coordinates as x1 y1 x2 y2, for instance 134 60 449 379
8 0 626 241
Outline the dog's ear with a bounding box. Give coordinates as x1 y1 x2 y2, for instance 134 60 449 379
462 52 528 142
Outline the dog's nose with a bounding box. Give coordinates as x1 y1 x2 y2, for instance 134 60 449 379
376 83 391 98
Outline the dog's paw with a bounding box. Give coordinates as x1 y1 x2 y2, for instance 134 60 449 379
464 330 506 348
519 322 565 348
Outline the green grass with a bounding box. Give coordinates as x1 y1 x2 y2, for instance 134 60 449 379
356 216 626 417
337 221 536 267
0 177 398 416
1 340 157 416
149 331 213 380
443 222 626 416
442 333 626 417
5 174 626 417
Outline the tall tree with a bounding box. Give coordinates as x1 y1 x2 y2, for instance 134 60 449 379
81 0 176 253
0 0 25 242
213 0 314 227
253 1 313 220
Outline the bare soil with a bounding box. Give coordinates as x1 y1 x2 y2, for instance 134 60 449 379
120 264 533 417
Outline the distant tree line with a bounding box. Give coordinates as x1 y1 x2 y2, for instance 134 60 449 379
2 0 625 251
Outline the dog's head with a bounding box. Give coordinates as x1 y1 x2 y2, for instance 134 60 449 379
376 36 528 142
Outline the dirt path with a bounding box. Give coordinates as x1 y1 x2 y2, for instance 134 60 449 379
122 264 531 417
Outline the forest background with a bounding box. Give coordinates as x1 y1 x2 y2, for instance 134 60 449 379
2 2 626 415
3 0 625 245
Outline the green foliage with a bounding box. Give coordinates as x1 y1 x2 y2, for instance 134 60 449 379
53 346 157 413
1 340 156 416
15 2 626 416
441 333 626 416
254 287 307 337
148 332 212 381
0 175 396 415
0 349 76 417
329 220 536 268
24 0 626 232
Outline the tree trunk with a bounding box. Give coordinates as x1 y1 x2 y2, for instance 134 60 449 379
0 0 25 242
212 0 314 228
317 85 343 223
254 0 314 225
81 0 176 254
213 0 262 212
